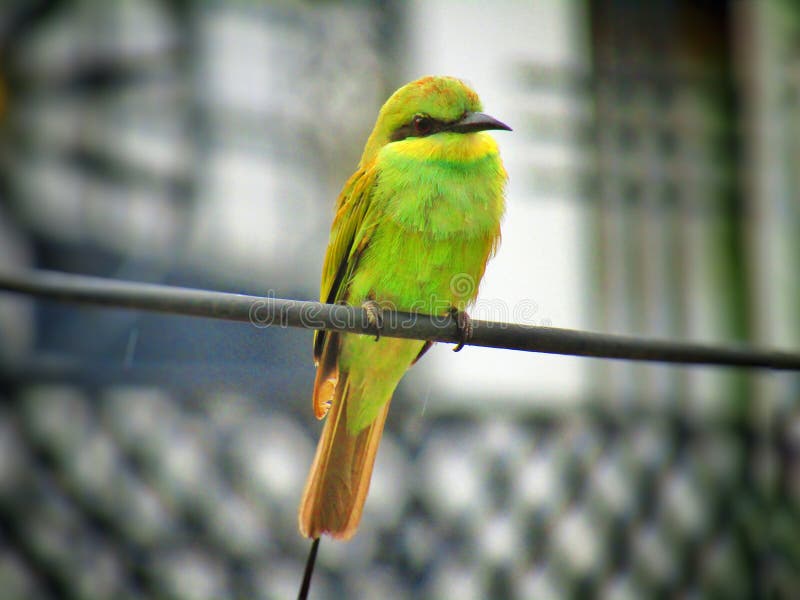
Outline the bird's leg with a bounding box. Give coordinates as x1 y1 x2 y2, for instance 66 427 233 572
449 307 473 352
361 299 384 341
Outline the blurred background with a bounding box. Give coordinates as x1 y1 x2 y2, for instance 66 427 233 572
0 0 798 598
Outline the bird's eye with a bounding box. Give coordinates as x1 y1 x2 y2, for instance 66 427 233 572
412 115 433 135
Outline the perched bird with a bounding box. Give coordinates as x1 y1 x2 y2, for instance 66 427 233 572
299 75 510 540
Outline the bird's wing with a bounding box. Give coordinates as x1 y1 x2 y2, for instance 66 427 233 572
318 167 377 309
312 165 379 418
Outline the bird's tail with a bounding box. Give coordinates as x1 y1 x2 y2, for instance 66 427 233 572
298 372 391 540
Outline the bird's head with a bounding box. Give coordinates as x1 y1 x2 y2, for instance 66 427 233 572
360 76 511 166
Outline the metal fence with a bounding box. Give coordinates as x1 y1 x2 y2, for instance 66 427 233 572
3 376 797 599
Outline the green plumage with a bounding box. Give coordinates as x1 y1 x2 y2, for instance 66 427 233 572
299 76 509 540
343 135 505 430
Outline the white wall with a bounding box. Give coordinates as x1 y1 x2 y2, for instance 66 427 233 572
403 0 592 408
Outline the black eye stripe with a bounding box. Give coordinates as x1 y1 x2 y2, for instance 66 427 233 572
389 116 451 142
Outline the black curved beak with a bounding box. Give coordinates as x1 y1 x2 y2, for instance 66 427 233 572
448 111 512 134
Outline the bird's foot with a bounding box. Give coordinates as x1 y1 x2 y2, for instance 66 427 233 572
362 300 384 341
450 307 473 352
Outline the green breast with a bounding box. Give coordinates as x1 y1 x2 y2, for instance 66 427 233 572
348 145 506 315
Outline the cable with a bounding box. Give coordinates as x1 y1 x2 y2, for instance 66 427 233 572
1 269 799 370
297 538 320 600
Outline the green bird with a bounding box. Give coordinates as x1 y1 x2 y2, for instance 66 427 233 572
299 75 510 540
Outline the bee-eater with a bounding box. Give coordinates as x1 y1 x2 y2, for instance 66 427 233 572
299 75 510 540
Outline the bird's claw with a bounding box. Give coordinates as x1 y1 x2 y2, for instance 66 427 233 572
362 300 384 341
450 307 473 352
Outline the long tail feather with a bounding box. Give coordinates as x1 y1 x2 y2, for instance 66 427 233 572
312 332 339 419
298 372 391 540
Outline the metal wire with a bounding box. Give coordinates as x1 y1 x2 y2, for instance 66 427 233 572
1 268 799 370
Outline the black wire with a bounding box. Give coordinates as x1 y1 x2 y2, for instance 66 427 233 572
1 268 799 370
298 537 320 600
